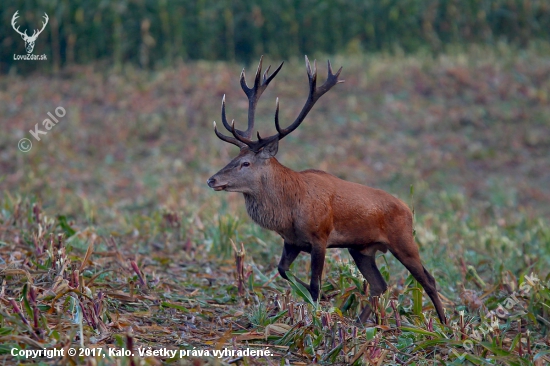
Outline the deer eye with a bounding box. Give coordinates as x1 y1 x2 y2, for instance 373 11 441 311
241 162 250 168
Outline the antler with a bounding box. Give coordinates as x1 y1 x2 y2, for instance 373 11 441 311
29 13 49 40
273 56 343 142
11 11 27 38
214 56 343 151
214 56 284 148
214 56 342 151
11 11 48 41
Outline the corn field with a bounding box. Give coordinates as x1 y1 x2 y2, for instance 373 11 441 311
2 0 550 73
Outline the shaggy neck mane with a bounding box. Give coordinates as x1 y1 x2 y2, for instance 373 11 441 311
243 159 303 232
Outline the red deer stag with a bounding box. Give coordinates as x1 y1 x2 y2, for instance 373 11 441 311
207 56 446 324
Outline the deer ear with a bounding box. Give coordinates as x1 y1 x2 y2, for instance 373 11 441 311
258 138 279 159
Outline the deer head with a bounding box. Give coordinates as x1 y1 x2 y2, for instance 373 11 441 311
11 11 49 54
207 56 343 193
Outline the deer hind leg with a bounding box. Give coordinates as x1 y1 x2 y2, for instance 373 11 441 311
390 240 447 324
348 248 388 323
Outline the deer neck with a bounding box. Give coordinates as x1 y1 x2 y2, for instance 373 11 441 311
243 159 302 232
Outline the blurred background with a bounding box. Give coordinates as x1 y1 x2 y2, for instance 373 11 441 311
2 0 550 72
1 1 550 361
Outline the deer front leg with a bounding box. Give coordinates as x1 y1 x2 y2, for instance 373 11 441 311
278 242 309 289
309 244 327 301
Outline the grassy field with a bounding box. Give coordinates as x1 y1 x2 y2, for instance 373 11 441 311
1 45 550 364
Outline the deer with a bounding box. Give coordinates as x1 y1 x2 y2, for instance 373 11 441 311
11 11 49 54
207 56 447 325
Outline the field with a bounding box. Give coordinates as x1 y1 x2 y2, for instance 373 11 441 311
1 46 550 364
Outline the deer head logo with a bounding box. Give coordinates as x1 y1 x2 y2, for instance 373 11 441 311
11 11 49 54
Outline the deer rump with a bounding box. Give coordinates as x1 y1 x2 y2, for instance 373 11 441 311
207 56 447 325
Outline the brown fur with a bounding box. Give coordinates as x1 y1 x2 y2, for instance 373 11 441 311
208 57 446 324
209 153 447 324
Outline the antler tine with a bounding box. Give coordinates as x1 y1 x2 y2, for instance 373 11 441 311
40 14 48 28
305 56 318 96
33 12 49 38
240 55 263 97
305 55 311 76
11 11 27 37
213 121 246 148
220 95 233 132
221 94 251 138
239 68 247 92
266 62 284 82
11 11 19 25
274 97 281 134
314 60 344 96
254 56 343 149
253 56 263 92
237 56 284 139
327 59 334 75
230 120 256 146
262 65 271 84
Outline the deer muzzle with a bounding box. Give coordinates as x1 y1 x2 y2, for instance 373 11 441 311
207 177 227 191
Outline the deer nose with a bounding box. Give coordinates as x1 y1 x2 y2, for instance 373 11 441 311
207 177 216 187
